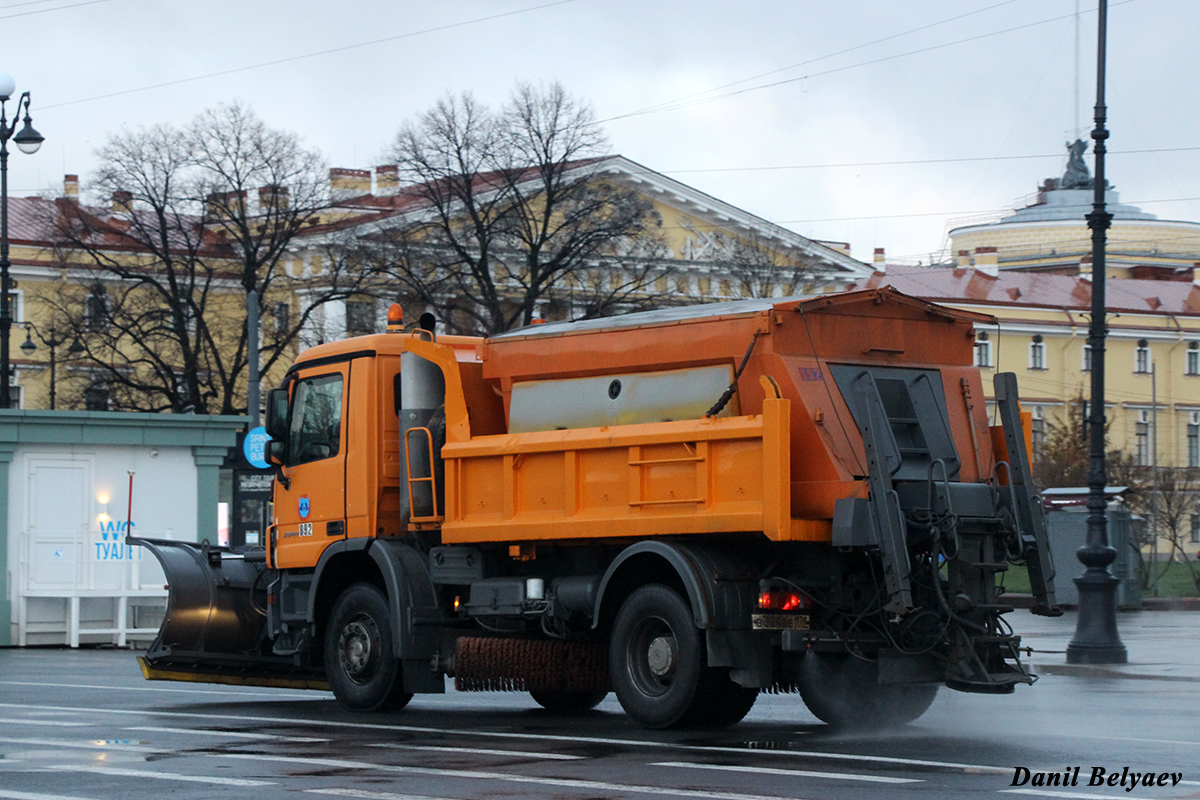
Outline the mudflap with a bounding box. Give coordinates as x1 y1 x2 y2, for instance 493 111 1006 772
134 537 325 687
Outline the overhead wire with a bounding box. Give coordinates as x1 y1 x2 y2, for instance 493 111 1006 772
614 0 1020 119
39 0 582 111
0 0 105 19
605 0 1139 121
652 146 1200 175
0 0 89 9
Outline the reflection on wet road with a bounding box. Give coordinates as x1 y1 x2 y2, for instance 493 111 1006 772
0 645 1197 800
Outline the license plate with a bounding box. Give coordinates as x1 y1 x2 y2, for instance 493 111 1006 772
751 613 810 631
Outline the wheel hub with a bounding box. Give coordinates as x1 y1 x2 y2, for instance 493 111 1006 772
646 634 677 677
340 618 377 681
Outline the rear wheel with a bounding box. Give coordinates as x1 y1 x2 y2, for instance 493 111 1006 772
529 689 608 713
610 584 707 729
325 583 413 712
693 673 759 727
797 652 937 729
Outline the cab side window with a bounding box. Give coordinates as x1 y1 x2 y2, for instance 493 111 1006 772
288 374 343 465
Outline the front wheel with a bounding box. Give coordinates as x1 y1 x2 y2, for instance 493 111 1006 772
797 652 937 729
324 583 413 712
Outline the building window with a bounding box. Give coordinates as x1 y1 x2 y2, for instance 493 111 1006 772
1136 410 1150 466
1188 343 1199 376
3 289 23 324
273 301 291 335
1031 406 1045 457
84 384 110 411
345 299 376 337
974 332 992 368
84 285 108 331
1191 513 1200 545
1189 416 1200 469
1029 335 1046 370
1082 343 1092 372
1135 339 1150 374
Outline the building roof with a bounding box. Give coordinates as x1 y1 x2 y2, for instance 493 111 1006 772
306 155 873 280
5 195 66 244
3 195 234 257
854 264 1200 317
997 188 1156 224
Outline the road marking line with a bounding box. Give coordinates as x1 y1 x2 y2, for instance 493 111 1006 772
0 737 162 754
1058 733 1200 748
0 703 1010 774
0 680 310 698
124 725 329 742
222 752 809 800
307 790 456 800
369 743 582 760
0 791 98 800
0 719 89 728
1002 790 1161 800
45 764 275 787
652 761 921 784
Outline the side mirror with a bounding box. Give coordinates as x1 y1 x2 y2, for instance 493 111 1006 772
266 440 286 466
265 388 289 441
266 438 290 490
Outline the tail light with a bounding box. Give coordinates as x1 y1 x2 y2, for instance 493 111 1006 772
758 587 812 611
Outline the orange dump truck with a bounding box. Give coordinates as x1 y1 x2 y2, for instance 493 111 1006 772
136 288 1058 729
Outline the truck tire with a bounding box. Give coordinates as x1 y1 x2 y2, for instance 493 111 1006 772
325 583 413 712
528 689 608 713
610 584 706 729
692 673 759 727
797 652 937 729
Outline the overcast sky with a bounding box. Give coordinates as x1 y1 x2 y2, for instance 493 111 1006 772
6 0 1197 264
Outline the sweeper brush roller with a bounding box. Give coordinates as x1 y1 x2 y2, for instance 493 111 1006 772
454 637 610 693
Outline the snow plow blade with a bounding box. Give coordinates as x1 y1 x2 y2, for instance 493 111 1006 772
133 537 322 686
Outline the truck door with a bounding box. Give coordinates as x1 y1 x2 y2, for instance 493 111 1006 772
275 366 348 569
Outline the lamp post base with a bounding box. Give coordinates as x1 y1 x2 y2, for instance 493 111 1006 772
1066 570 1128 665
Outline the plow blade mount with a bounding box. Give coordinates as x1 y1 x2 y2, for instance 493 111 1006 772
134 537 318 686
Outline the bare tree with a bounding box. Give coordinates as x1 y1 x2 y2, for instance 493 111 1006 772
1033 394 1164 586
1133 468 1200 594
681 222 823 299
40 103 376 413
374 82 667 335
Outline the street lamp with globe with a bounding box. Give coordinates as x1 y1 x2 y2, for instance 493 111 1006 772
0 72 44 408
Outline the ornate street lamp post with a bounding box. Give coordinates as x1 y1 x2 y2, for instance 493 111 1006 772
20 322 84 410
1066 0 1127 664
0 73 44 409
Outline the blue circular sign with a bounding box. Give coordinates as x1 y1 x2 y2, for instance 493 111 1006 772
243 425 271 469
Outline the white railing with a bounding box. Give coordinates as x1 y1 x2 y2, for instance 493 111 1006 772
17 529 183 647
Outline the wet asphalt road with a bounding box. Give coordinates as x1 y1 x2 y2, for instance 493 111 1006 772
0 639 1197 800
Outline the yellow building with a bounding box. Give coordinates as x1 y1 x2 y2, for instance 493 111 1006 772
283 155 875 341
947 142 1200 277
857 264 1200 472
7 158 876 410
